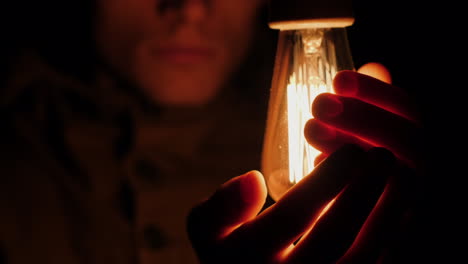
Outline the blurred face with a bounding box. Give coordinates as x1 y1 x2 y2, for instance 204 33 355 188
95 0 264 106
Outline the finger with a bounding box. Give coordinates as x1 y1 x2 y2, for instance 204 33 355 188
223 145 366 262
186 171 267 259
314 153 327 166
312 93 421 168
285 148 396 264
305 118 375 155
333 70 418 122
357 62 392 84
338 165 416 264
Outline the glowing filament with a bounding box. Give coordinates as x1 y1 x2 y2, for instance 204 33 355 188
261 27 352 201
287 74 328 184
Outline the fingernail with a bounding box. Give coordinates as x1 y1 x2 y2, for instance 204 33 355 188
238 171 262 204
333 70 358 96
313 94 343 119
211 171 259 208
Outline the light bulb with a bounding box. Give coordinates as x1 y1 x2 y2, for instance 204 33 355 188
262 0 355 201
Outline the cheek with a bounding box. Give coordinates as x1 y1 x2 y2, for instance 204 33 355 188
217 13 258 66
94 1 153 79
220 1 264 55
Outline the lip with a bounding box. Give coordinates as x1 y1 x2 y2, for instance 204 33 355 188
153 46 215 65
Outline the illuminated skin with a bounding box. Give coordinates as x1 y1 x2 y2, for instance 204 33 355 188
308 62 422 168
95 0 265 106
187 63 423 263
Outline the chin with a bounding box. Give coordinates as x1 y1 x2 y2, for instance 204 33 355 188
140 80 220 107
132 51 230 107
137 70 227 107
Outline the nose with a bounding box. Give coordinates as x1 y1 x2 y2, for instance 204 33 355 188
157 0 209 23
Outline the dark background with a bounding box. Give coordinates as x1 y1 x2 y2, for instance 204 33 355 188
350 2 453 262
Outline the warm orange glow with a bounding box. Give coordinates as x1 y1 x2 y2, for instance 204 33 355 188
309 197 336 232
279 197 337 261
287 75 330 184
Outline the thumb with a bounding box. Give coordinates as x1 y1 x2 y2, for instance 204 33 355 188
187 170 267 249
357 62 392 84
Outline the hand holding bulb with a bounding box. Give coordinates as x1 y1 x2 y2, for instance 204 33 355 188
187 63 423 263
307 62 422 170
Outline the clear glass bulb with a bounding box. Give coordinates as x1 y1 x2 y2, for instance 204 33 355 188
262 27 354 201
